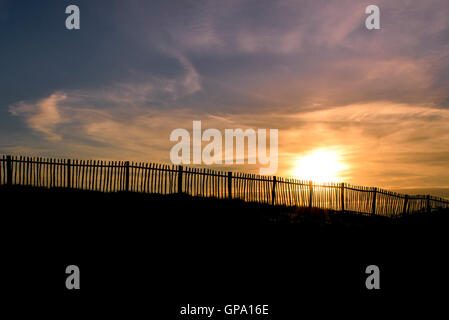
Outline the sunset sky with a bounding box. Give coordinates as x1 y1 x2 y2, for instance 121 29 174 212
1 0 449 196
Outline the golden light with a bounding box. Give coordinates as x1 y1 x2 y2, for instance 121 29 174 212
292 149 346 183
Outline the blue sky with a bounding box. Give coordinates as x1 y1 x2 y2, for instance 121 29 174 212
1 0 449 194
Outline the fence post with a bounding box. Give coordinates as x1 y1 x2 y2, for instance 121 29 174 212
66 159 71 188
228 171 232 199
271 176 277 205
402 195 409 216
372 187 377 215
125 161 130 192
341 183 345 213
427 195 431 214
309 180 313 210
178 165 183 194
6 155 12 186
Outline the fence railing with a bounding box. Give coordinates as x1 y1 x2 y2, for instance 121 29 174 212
1 155 448 217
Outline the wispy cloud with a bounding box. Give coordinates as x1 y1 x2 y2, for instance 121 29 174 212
9 93 67 141
9 87 449 190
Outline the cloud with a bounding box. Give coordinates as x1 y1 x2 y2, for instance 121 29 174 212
279 102 449 188
170 52 202 96
9 93 67 141
9 87 449 190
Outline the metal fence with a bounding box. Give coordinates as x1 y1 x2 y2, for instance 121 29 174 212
1 155 448 217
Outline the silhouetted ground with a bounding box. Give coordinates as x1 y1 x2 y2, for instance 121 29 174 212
2 185 448 317
2 185 447 227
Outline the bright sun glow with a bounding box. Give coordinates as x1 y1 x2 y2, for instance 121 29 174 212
292 150 346 183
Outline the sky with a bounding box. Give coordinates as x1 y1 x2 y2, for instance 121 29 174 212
1 0 449 196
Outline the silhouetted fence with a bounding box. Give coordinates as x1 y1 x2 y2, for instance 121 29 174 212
1 155 448 217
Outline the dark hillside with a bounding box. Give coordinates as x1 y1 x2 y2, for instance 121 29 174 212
2 185 448 316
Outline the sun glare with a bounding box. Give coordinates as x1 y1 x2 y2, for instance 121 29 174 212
292 150 346 183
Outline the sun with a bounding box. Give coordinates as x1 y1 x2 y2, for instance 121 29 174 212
292 149 346 183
